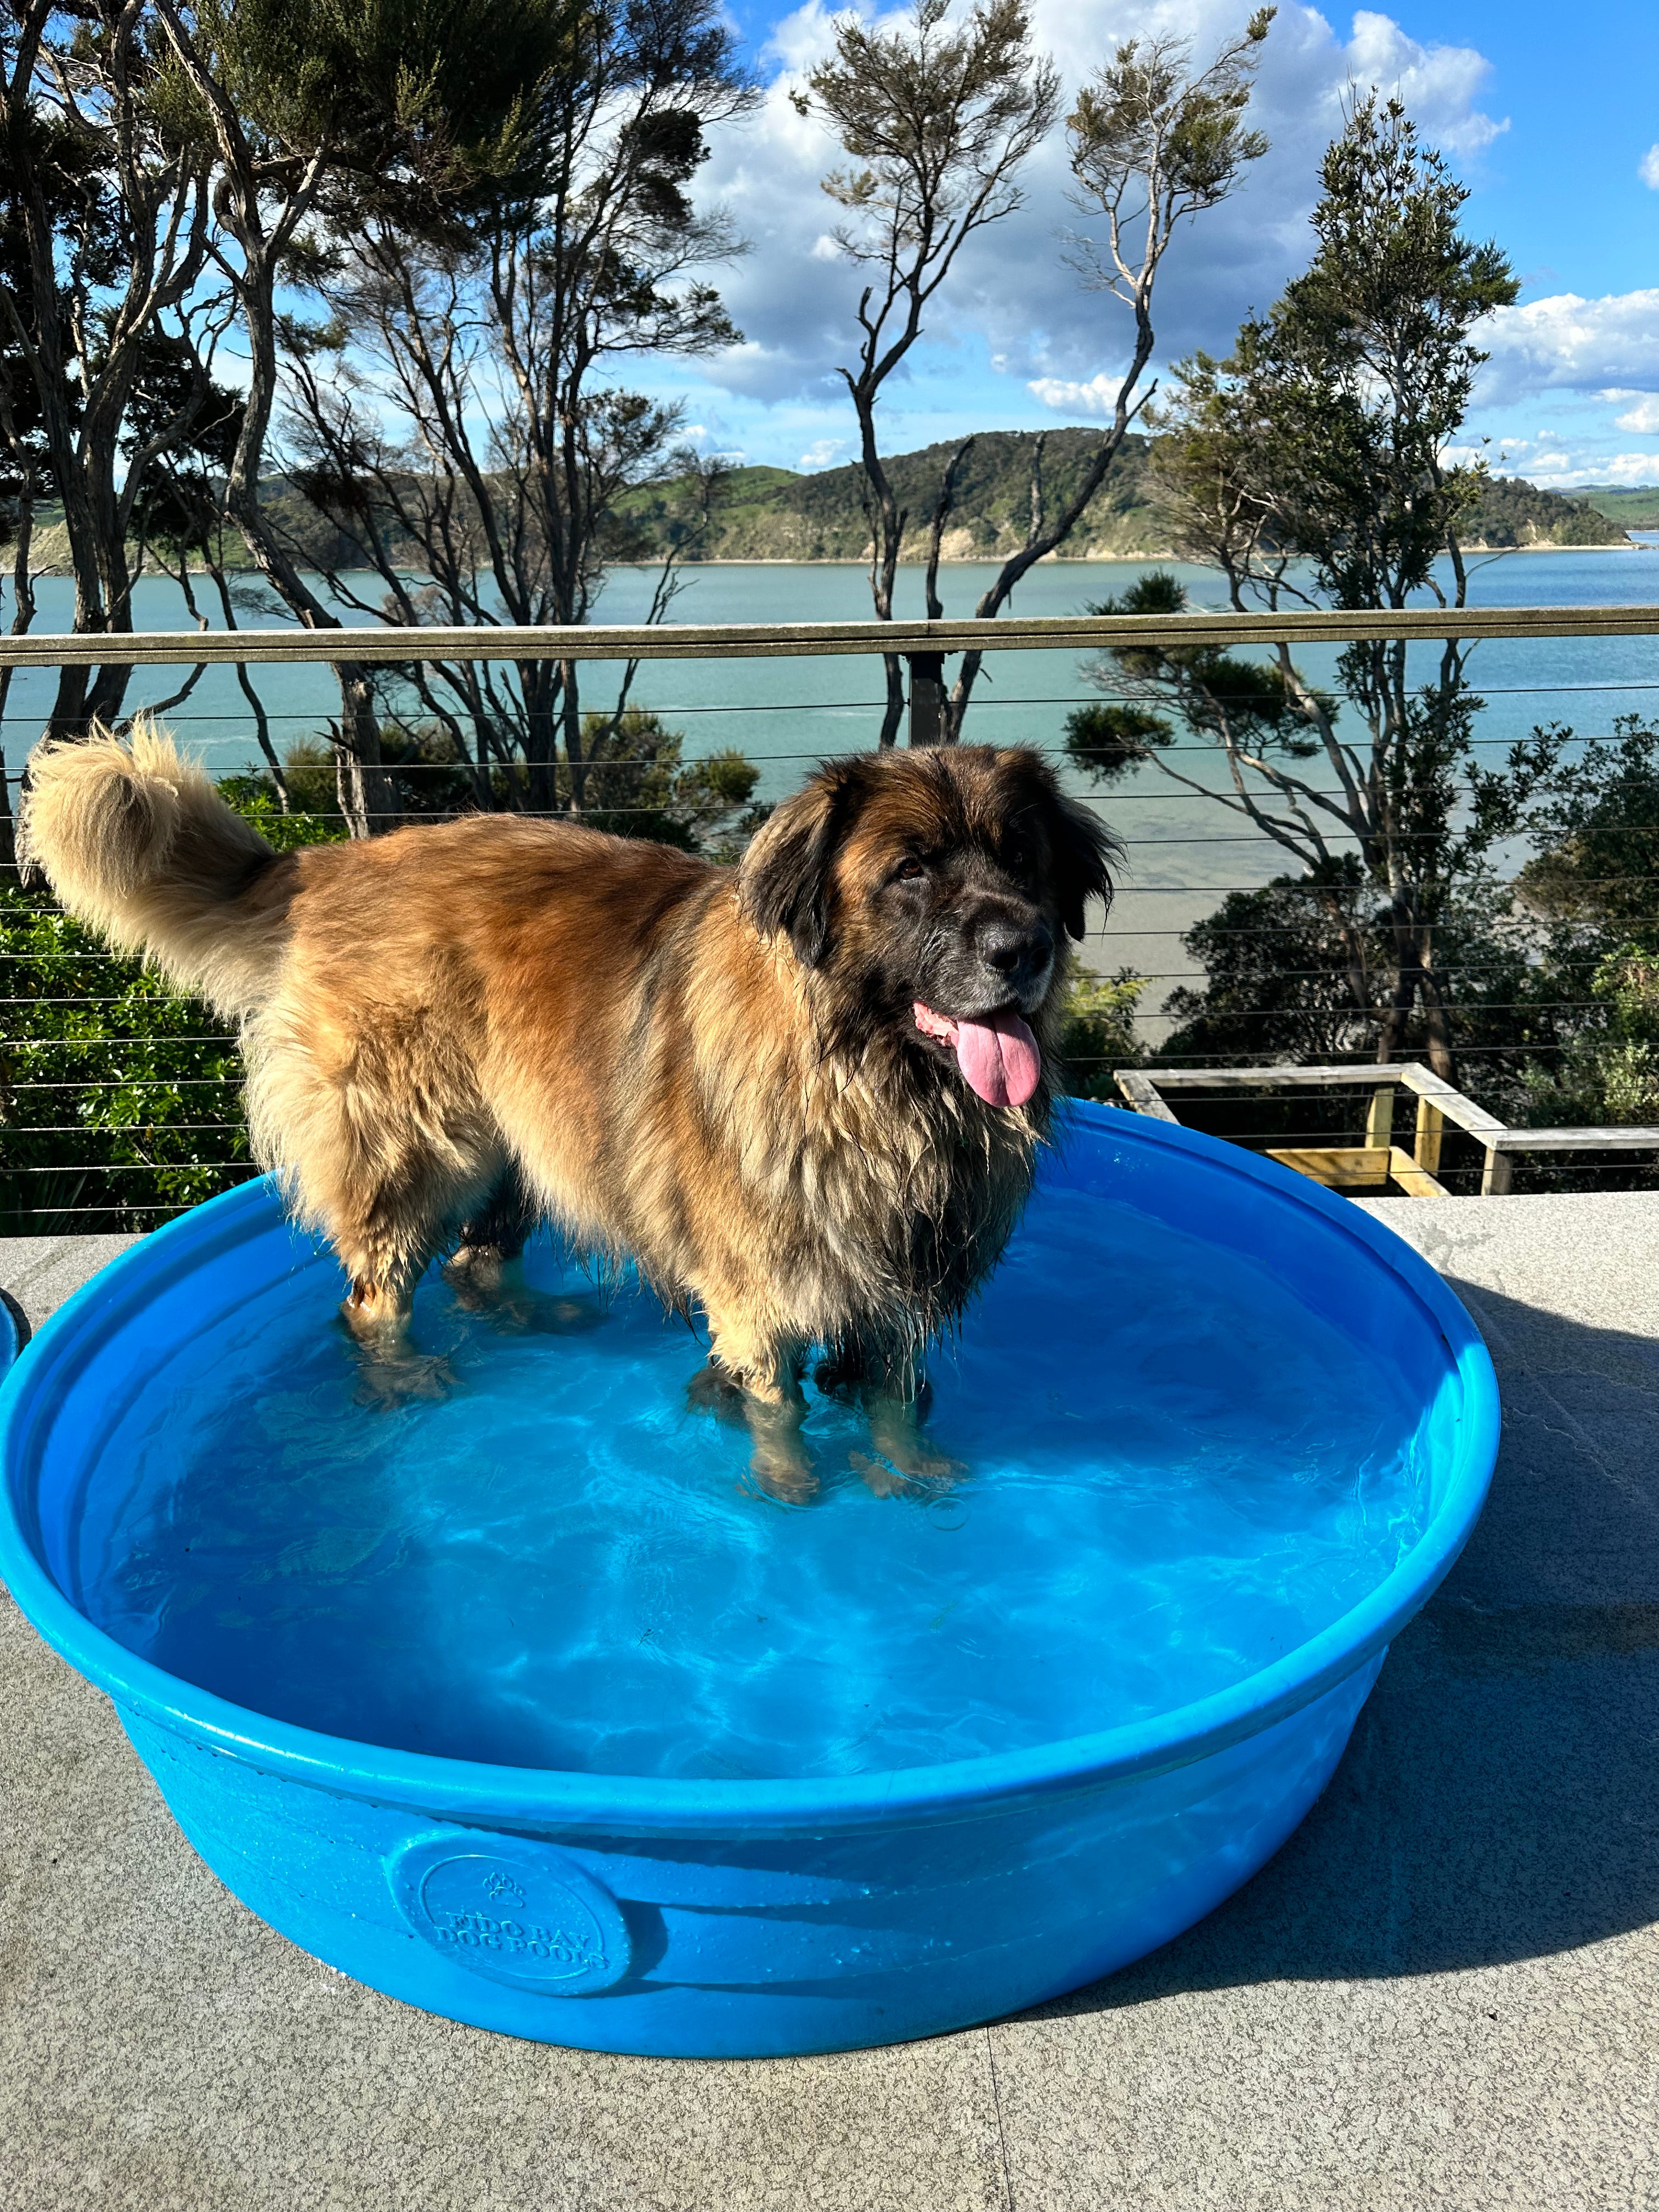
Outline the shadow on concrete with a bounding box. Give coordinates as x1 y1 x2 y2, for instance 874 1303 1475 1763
1035 1278 1659 2013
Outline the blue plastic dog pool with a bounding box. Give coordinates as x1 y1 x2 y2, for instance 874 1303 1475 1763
0 1105 1497 2056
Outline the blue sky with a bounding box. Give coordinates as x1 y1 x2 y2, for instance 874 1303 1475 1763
649 1 1659 485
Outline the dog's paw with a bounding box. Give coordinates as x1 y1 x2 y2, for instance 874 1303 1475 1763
858 1409 964 1489
685 1361 750 1423
848 1448 923 1499
351 1352 456 1408
494 1290 607 1337
849 1445 963 1498
746 1436 820 1505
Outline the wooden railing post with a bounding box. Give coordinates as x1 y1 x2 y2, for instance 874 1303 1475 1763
1481 1147 1513 1196
1414 1098 1444 1175
1365 1086 1395 1151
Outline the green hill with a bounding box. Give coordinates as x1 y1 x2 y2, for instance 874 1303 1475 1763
622 433 1630 560
619 430 1166 561
24 437 1629 578
1563 486 1659 530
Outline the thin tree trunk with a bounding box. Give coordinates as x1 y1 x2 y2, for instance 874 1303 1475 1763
1418 941 1456 1082
560 659 584 814
521 661 560 816
208 569 288 808
878 653 906 751
332 668 397 838
922 437 974 623
0 494 39 868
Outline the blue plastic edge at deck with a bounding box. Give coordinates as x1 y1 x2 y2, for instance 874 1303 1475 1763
0 1103 1500 2056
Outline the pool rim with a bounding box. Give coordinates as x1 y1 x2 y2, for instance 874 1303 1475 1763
0 1103 1498 1838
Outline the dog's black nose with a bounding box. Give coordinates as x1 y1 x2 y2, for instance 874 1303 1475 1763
979 918 1054 981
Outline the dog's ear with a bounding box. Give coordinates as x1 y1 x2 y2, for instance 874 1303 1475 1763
1047 789 1120 942
739 762 864 967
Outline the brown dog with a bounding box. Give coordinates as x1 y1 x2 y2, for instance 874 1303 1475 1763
22 725 1115 1486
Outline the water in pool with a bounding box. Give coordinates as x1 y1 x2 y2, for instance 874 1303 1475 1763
75 1184 1435 1779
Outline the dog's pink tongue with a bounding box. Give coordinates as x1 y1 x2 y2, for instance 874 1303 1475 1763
954 1010 1041 1109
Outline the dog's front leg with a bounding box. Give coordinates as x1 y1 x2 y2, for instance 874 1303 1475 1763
341 1269 453 1403
693 1313 815 1502
856 1362 963 1492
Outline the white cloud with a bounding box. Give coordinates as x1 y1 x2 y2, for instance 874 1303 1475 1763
1026 372 1121 418
798 437 851 469
1641 143 1659 190
1614 396 1659 434
1463 432 1659 489
1525 450 1659 488
693 3 1509 407
1476 291 1659 405
1343 9 1507 155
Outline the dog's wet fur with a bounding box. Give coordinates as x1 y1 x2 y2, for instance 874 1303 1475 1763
21 725 1115 1491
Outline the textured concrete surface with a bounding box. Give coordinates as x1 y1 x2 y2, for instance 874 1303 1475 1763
3 1196 1658 2211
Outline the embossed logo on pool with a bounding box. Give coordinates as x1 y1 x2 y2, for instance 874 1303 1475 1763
390 1836 632 1995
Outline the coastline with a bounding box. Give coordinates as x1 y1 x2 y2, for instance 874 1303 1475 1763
19 542 1650 581
641 542 1653 565
16 539 1654 584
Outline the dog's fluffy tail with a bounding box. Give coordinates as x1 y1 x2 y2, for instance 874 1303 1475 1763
19 718 292 1014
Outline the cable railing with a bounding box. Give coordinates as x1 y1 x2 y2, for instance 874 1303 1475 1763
8 602 1659 1230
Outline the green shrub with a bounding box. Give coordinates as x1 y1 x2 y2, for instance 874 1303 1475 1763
1056 967 1146 1101
0 881 249 1233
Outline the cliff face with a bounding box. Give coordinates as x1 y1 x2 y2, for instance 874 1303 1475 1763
620 431 1633 560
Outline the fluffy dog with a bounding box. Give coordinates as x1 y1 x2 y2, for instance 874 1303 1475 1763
22 726 1115 1487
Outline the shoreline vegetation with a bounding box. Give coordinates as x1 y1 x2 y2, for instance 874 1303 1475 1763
20 431 1639 584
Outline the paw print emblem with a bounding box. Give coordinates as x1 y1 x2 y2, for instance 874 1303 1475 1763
482 1869 527 1908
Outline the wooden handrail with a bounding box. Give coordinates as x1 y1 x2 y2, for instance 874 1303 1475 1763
5 603 1659 668
1113 1059 1659 1196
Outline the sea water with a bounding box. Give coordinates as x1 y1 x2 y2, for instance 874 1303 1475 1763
74 1184 1435 1780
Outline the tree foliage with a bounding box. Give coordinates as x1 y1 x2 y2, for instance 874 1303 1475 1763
799 0 1057 745
0 879 245 1232
1074 96 1522 1076
271 0 753 815
933 8 1272 739
1154 718 1659 1178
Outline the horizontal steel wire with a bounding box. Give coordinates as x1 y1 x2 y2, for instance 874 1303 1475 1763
5 1075 242 1086
12 676 1659 725
8 1037 239 1048
1 996 1623 1020
13 1122 246 1134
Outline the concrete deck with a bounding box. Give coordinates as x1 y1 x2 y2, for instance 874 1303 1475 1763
2 1196 1657 2211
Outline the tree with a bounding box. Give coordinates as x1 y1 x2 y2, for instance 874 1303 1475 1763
1157 865 1385 1069
798 0 1057 747
934 8 1272 740
261 0 753 817
1503 716 1659 1135
1072 97 1523 1076
0 0 216 765
147 0 586 833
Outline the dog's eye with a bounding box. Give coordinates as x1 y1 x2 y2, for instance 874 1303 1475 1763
894 858 928 885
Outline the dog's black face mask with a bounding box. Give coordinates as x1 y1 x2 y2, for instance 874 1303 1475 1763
740 747 1118 1109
